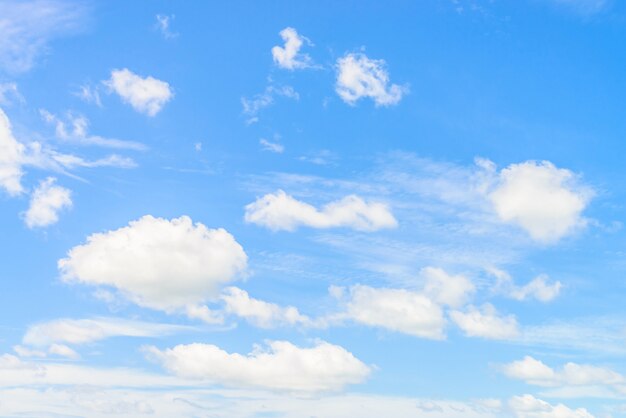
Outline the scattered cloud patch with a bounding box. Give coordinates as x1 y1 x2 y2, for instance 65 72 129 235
0 108 25 195
422 266 475 308
241 85 299 124
23 177 71 228
58 215 248 312
272 27 313 70
155 14 178 39
0 0 88 73
74 84 102 107
333 285 446 339
486 160 592 243
502 356 624 388
450 304 519 340
245 190 397 231
104 69 173 116
508 394 595 418
489 268 562 302
41 110 146 150
221 287 311 328
260 138 284 153
336 52 407 106
0 82 23 105
146 339 370 392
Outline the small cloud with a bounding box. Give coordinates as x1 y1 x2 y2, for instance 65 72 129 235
23 177 72 229
194 142 202 152
0 82 24 105
103 68 173 117
241 85 299 124
259 138 284 153
155 14 178 39
271 27 313 70
74 84 102 107
335 52 407 106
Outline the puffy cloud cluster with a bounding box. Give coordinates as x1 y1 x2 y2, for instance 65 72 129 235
271 27 312 70
245 190 397 232
508 394 595 418
449 304 519 340
23 177 72 228
104 69 173 116
58 215 248 312
335 53 406 106
487 161 591 243
146 340 370 392
0 108 25 195
503 356 624 387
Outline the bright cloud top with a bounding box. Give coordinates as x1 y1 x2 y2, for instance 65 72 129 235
271 27 312 70
23 177 72 228
335 285 446 340
221 287 311 328
0 108 25 196
104 69 173 116
450 304 519 340
502 356 624 388
58 215 248 311
508 394 595 418
245 190 398 231
487 160 591 243
146 340 370 392
336 52 406 106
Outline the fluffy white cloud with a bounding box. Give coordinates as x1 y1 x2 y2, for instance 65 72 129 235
146 340 370 392
503 356 624 388
337 285 446 339
0 0 87 73
23 317 191 347
245 190 397 231
104 69 173 116
40 110 146 150
421 267 475 308
221 287 310 328
271 27 312 70
335 53 406 106
487 161 591 243
48 344 79 359
0 108 25 195
23 177 72 228
508 394 595 418
489 268 562 302
450 304 519 340
58 215 248 311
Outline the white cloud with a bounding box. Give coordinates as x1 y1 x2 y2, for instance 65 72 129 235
40 109 146 150
502 356 624 388
146 340 370 392
155 14 177 39
104 69 173 116
336 285 446 339
271 27 313 70
509 275 562 302
0 82 23 105
58 215 248 312
335 52 406 106
241 85 299 123
74 84 102 107
244 189 397 231
421 266 475 308
487 161 591 243
221 287 310 328
23 177 72 228
450 304 519 340
0 0 87 73
48 344 79 359
508 394 595 418
23 317 191 347
489 268 562 302
260 138 284 153
0 107 25 195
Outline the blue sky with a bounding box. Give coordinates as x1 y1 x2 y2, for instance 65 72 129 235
1 0 626 417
